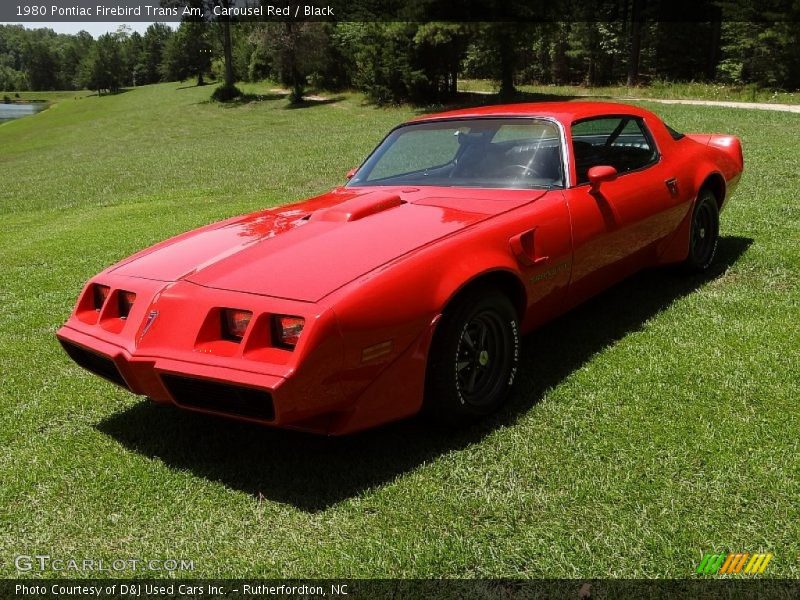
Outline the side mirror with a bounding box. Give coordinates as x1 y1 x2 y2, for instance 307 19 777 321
345 167 358 180
588 165 618 192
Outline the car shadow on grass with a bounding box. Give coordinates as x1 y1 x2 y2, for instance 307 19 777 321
96 236 752 512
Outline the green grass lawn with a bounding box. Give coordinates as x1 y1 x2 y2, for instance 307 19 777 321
0 81 798 579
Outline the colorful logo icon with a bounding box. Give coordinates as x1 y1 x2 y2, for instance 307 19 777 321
696 552 773 575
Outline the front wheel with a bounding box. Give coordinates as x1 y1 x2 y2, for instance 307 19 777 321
683 189 720 272
424 289 520 425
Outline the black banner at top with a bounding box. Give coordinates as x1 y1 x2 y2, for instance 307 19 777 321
3 0 799 23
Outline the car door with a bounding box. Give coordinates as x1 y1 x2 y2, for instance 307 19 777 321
564 115 683 304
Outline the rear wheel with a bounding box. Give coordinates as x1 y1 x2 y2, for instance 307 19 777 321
683 189 720 272
424 289 520 425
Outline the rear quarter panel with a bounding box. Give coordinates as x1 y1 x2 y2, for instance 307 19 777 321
643 116 743 265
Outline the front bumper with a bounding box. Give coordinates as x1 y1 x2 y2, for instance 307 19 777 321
58 324 292 425
57 276 347 433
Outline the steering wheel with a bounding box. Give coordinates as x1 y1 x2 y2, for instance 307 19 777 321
500 163 546 179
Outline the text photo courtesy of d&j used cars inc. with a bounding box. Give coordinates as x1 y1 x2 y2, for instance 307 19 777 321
1 0 798 598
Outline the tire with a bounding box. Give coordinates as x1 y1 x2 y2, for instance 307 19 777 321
683 189 720 272
424 289 520 425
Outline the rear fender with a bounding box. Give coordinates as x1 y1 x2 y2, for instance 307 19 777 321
708 134 744 173
656 166 727 265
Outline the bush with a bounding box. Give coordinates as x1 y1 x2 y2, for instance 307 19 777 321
211 83 243 102
210 58 225 82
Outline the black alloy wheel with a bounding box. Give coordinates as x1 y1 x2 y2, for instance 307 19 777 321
425 289 520 425
685 189 720 272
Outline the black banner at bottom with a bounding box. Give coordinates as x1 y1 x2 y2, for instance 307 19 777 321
4 579 800 600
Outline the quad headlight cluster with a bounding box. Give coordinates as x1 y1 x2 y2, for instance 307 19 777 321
221 308 304 350
93 284 135 320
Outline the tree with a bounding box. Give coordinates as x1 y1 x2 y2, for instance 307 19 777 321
217 0 234 88
627 0 645 86
0 64 26 90
77 33 123 94
58 30 93 89
122 30 144 86
139 23 173 85
22 36 59 90
413 23 472 98
162 0 241 99
463 24 539 97
255 22 327 102
161 21 211 85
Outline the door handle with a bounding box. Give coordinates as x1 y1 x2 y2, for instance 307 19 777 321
665 177 679 197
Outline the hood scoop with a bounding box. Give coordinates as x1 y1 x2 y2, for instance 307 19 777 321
309 192 405 222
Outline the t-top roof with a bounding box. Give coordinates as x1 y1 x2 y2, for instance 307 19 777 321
409 101 657 124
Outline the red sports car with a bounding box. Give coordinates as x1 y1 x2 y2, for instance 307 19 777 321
57 102 743 435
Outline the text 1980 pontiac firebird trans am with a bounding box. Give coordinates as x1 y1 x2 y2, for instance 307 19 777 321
57 102 743 435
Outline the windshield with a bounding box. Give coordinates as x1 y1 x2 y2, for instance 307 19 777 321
347 118 564 190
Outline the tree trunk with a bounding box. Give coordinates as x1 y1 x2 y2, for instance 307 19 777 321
222 6 234 87
291 63 302 103
627 0 644 87
498 28 515 98
707 11 722 80
552 27 569 84
197 71 204 86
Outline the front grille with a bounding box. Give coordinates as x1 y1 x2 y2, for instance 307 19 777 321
60 340 129 389
161 374 274 421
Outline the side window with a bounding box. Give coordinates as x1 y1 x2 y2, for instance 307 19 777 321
572 116 658 184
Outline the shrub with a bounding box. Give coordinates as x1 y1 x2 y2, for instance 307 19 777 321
211 83 243 102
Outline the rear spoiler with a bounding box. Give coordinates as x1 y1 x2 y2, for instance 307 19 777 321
686 133 744 171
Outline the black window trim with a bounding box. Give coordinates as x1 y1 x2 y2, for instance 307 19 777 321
570 114 662 188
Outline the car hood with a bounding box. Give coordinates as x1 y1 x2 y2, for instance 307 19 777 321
111 187 544 302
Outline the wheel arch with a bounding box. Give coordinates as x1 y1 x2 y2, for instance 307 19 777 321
698 171 726 211
654 167 725 266
440 268 527 321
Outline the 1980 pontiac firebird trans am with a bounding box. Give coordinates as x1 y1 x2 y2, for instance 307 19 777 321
57 102 743 435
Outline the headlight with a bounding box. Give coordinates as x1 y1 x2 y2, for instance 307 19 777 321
118 291 136 320
222 309 252 341
93 284 110 311
272 315 304 349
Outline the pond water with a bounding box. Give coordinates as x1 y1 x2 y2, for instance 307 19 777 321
0 102 47 123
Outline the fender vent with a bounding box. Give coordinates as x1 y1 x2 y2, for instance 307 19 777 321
161 374 274 421
59 340 129 390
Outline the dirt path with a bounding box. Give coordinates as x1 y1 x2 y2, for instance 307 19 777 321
462 88 800 113
626 97 800 113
